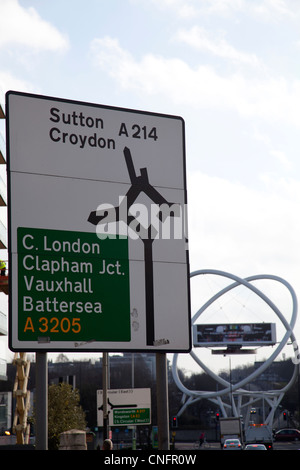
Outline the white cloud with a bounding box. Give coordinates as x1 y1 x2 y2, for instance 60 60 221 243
90 36 300 127
252 128 293 171
207 0 298 20
0 70 36 103
142 0 299 20
0 0 69 52
269 150 292 171
131 0 199 18
187 170 300 282
175 26 262 68
252 0 297 21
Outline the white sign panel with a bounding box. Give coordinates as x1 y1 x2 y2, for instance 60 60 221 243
6 91 191 352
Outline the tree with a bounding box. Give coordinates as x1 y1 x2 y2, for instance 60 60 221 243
55 353 70 363
47 382 86 450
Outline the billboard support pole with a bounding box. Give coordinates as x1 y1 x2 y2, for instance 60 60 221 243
156 352 169 450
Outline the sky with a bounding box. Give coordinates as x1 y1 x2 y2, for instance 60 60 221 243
0 0 300 380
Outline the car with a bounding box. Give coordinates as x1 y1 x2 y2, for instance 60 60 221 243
274 428 300 441
223 438 242 450
244 444 267 450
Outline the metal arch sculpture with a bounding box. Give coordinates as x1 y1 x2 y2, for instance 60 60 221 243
172 269 298 427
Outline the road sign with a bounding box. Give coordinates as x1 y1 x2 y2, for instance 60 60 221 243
97 388 151 426
112 408 150 425
6 91 191 352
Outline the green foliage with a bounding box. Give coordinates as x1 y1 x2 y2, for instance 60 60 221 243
47 382 86 450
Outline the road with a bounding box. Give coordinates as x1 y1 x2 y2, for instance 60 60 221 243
273 440 300 450
174 440 300 450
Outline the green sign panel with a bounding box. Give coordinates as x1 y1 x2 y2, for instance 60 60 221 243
113 408 150 425
17 227 130 343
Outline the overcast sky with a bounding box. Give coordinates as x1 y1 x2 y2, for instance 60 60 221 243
1 0 300 376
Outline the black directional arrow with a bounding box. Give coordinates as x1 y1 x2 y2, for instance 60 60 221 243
88 146 175 346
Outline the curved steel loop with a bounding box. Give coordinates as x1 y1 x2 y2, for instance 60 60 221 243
172 269 298 401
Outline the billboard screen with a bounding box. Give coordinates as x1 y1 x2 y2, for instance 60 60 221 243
193 323 276 347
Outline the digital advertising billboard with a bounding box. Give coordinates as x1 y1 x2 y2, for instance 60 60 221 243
193 323 276 348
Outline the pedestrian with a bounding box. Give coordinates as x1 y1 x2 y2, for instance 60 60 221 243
199 431 205 447
0 260 6 276
102 438 113 450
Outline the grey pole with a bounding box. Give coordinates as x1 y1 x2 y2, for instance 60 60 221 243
102 352 109 440
156 352 170 450
35 352 48 450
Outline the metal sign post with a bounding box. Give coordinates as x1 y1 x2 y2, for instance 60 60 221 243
102 352 109 440
35 352 48 450
156 352 169 450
